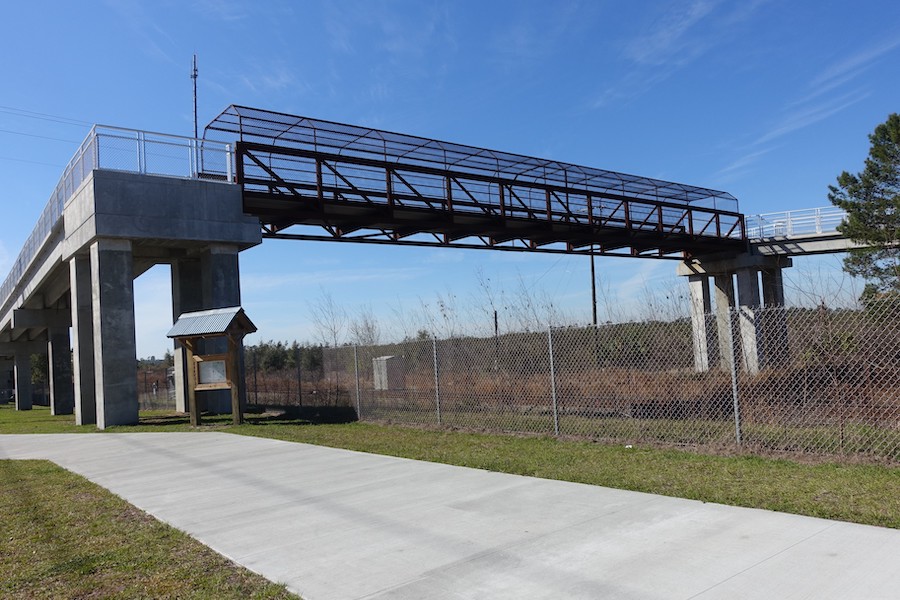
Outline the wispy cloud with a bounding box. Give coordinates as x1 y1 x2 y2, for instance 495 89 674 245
810 35 900 91
593 1 766 108
712 33 898 185
103 0 178 65
190 0 250 22
709 148 773 185
490 0 587 68
754 90 870 146
623 0 718 67
324 4 355 54
241 64 310 95
0 241 10 276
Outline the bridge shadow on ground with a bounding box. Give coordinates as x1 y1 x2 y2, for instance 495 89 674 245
137 406 357 428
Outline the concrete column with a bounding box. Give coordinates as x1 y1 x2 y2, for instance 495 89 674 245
201 244 244 414
202 244 242 309
172 259 203 413
48 327 75 415
736 268 761 375
687 274 715 372
761 267 789 366
70 255 97 425
90 239 138 429
713 273 736 371
0 359 12 404
761 268 785 306
13 352 33 410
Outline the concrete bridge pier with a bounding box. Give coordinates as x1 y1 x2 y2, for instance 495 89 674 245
172 259 203 414
71 254 96 425
47 326 74 415
14 351 33 410
679 255 791 375
171 245 245 415
90 238 139 429
0 341 45 410
686 274 716 372
66 239 140 428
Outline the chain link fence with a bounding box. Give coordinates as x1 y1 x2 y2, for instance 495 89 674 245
311 302 899 461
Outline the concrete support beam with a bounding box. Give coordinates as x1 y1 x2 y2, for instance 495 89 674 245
687 274 715 372
91 239 138 429
48 327 74 415
70 255 96 425
12 309 71 329
736 268 761 375
172 259 203 413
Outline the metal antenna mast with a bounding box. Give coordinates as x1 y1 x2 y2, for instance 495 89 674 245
191 54 198 139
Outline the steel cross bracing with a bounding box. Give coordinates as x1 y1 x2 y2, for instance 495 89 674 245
206 105 747 259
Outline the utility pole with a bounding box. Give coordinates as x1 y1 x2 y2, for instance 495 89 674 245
191 54 199 139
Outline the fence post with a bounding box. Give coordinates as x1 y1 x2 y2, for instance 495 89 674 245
548 326 560 436
252 350 259 406
728 309 743 446
353 345 361 420
433 337 442 425
92 130 101 170
225 143 233 182
296 346 303 407
137 131 147 173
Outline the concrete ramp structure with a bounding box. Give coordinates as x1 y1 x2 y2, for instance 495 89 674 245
0 127 260 428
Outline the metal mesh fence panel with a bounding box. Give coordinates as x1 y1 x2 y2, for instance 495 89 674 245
245 345 355 408
739 303 900 460
343 301 900 461
356 339 440 425
436 332 555 434
551 320 737 446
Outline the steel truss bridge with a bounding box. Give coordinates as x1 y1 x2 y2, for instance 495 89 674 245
205 106 747 259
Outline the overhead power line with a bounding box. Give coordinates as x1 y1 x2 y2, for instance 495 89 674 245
0 155 65 168
0 128 79 144
0 105 93 127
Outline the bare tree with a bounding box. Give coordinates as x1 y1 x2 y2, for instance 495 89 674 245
415 289 465 339
309 289 347 348
349 304 381 347
783 257 863 309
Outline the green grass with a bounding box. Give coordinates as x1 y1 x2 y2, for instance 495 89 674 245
2 404 899 530
358 406 900 460
0 458 298 599
229 419 900 529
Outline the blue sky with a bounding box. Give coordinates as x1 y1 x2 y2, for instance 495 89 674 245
1 0 898 357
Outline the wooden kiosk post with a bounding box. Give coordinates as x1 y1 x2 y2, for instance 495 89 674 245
166 307 257 427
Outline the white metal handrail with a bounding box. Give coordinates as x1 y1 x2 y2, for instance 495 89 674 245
745 207 846 240
1 126 234 315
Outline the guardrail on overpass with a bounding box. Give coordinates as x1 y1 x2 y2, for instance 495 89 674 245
746 207 846 240
0 127 233 314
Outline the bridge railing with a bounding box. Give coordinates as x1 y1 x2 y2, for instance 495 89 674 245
746 207 846 239
0 126 233 316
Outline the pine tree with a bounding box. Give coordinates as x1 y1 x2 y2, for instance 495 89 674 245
828 113 900 297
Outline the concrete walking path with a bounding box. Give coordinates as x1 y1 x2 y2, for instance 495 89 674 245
1 432 898 599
